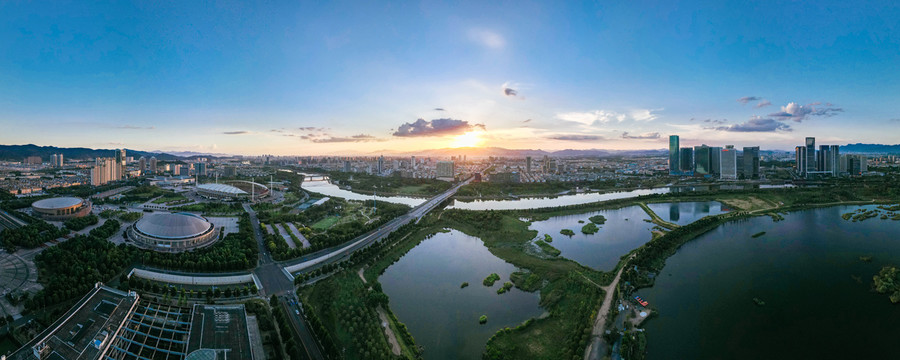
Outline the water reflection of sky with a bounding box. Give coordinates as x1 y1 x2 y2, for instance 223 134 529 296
645 201 728 226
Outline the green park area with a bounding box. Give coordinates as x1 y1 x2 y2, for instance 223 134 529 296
324 170 451 196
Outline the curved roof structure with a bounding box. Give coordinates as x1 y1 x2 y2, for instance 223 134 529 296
32 197 84 210
134 213 213 240
185 349 217 360
197 183 248 195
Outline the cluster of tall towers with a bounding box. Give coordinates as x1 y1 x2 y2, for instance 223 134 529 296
668 135 760 179
795 137 866 178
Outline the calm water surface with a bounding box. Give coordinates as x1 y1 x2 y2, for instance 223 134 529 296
380 230 543 360
637 205 900 359
645 201 728 226
528 206 652 270
448 188 670 210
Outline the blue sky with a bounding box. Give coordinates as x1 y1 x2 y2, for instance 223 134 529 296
1 1 898 155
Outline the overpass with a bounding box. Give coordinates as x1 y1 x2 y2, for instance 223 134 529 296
283 176 472 275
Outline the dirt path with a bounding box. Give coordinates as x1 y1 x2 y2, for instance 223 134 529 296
358 266 367 284
583 256 631 360
377 306 402 356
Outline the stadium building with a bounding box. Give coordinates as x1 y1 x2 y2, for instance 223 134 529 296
195 181 268 201
127 213 218 252
7 283 258 360
31 197 92 221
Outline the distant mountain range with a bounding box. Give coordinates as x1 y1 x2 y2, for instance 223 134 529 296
0 144 186 161
839 143 900 154
371 146 668 158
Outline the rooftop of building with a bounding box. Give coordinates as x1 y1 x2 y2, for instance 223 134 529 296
31 197 84 210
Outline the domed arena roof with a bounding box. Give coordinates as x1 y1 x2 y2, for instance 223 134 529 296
32 197 83 210
134 213 213 240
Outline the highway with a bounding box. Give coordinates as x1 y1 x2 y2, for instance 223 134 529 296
282 176 472 275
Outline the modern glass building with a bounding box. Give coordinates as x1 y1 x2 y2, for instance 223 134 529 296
720 146 738 179
680 148 694 174
693 145 711 175
742 146 760 179
669 135 680 175
805 137 816 173
709 146 722 176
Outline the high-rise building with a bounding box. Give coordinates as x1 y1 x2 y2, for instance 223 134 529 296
795 146 807 176
668 135 680 175
709 146 722 176
138 156 147 174
742 146 760 179
50 154 64 168
436 161 454 179
693 145 711 175
411 156 417 169
377 156 384 174
827 145 840 176
805 137 816 173
343 161 352 172
680 148 693 173
24 156 41 165
149 157 158 174
720 146 738 180
91 158 118 185
526 156 532 173
196 162 207 176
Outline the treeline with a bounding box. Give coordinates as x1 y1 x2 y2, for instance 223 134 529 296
270 296 306 359
325 170 451 195
64 214 99 231
27 219 133 310
138 214 258 271
1 219 69 252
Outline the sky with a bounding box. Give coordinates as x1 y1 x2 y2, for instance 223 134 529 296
1 0 898 155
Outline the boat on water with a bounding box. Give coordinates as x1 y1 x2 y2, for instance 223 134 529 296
634 296 649 307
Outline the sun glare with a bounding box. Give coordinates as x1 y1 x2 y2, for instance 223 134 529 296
449 131 485 148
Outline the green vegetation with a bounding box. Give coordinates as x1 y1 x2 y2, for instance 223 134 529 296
589 214 607 224
842 212 853 220
300 271 409 359
753 297 766 306
28 219 133 310
581 222 599 234
510 271 543 292
535 239 561 257
479 315 488 324
543 234 553 242
560 229 575 236
324 170 451 196
751 231 766 238
1 218 69 252
860 256 873 262
461 282 469 288
873 266 900 303
457 181 573 197
138 214 258 271
483 273 501 286
244 299 286 359
151 192 188 204
171 202 243 215
64 214 99 231
270 296 306 359
120 211 143 222
619 331 647 360
311 216 340 230
108 185 169 203
496 281 513 294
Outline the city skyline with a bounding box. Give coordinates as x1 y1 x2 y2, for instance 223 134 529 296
2 1 899 155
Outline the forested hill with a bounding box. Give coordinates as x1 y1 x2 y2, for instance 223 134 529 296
840 143 900 154
0 144 183 161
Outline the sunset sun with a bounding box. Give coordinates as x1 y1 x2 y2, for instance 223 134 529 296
449 130 485 148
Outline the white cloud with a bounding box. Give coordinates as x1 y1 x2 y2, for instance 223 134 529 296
468 29 505 49
555 108 660 126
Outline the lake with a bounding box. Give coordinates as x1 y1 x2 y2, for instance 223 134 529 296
527 206 653 271
644 201 729 226
379 230 544 360
637 205 900 359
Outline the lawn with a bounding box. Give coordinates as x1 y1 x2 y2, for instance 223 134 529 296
311 216 340 230
151 193 188 204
